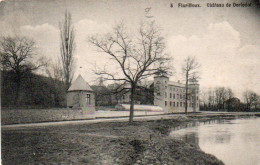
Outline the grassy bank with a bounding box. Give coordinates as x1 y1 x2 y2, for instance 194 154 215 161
4 115 252 164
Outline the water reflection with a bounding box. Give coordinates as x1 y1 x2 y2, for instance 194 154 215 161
170 117 260 165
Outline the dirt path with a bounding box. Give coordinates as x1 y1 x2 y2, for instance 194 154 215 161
2 111 259 130
1 114 184 130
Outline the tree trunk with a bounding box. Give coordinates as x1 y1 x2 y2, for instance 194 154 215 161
14 73 21 106
129 83 136 124
185 71 188 114
65 72 70 90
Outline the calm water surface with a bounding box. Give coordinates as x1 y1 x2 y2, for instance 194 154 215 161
170 117 260 165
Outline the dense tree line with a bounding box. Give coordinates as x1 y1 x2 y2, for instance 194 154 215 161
200 87 260 112
1 70 66 108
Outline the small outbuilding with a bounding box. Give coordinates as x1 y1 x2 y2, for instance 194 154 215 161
67 75 95 111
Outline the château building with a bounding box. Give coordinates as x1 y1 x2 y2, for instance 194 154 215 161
153 76 199 113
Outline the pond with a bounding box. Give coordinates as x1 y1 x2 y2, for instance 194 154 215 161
170 117 260 165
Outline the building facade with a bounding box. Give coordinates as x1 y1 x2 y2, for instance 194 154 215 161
153 76 200 113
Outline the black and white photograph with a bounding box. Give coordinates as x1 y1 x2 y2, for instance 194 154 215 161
1 0 260 164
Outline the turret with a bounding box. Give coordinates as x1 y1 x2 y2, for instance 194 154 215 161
154 76 170 112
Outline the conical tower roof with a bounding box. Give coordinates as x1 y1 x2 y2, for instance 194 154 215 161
68 74 93 92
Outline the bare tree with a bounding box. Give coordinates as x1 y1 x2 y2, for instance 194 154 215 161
0 36 44 105
215 87 229 110
89 21 170 123
225 88 234 111
208 88 216 109
44 59 65 106
243 90 258 111
59 10 75 90
253 94 260 110
182 56 200 114
200 88 208 110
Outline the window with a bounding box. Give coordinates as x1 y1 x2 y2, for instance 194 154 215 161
173 102 175 107
180 95 182 99
173 94 175 99
157 93 161 96
197 96 199 101
165 86 167 89
180 102 182 107
170 101 172 106
170 93 172 98
165 92 167 98
177 94 179 99
177 102 179 107
86 94 91 104
165 101 167 106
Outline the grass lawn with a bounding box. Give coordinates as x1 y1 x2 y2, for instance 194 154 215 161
1 116 228 165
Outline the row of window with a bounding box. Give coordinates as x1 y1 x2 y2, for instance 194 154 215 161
164 92 199 101
165 101 199 108
166 93 186 99
165 85 186 92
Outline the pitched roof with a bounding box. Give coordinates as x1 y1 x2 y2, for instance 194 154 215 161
68 74 93 92
168 81 186 88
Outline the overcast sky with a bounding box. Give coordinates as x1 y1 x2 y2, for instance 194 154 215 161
1 0 259 99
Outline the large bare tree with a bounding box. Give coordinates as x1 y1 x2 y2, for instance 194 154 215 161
0 36 44 105
182 56 200 114
89 21 170 123
59 10 75 90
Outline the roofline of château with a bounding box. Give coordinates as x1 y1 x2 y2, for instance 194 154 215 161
67 90 94 93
